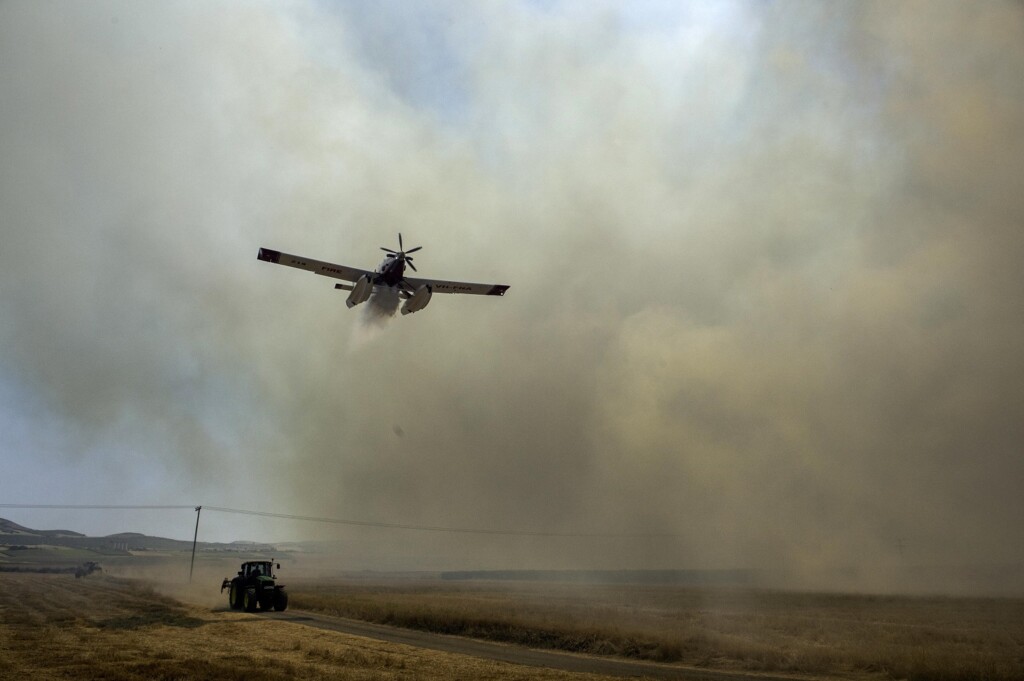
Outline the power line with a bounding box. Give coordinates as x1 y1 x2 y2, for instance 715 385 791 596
0 503 680 538
202 506 678 538
0 504 194 510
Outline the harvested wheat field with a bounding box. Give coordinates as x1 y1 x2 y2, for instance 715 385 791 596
0 572 635 681
3 570 1023 681
288 578 1024 681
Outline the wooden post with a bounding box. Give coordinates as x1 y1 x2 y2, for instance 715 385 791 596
189 506 202 583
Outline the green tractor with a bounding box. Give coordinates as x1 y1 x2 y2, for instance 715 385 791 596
220 560 288 612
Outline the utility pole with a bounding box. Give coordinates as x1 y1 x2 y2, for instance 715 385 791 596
189 505 202 583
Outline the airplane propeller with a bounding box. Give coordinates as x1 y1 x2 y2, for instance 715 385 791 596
380 233 421 271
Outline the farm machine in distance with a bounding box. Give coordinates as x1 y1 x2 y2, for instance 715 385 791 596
221 560 288 612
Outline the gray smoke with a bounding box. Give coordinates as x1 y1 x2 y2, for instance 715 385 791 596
1 1 1022 591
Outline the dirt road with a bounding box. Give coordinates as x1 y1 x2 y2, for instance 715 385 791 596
266 609 804 681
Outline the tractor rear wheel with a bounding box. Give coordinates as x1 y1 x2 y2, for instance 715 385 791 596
229 583 242 610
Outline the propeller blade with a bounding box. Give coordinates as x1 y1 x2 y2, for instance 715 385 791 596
407 260 418 272
381 247 398 253
398 233 404 251
405 246 422 254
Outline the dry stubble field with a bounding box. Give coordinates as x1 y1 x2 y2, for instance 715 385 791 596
0 572 624 681
4 567 1023 681
289 578 1024 681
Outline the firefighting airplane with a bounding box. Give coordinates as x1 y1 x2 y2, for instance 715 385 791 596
257 234 509 315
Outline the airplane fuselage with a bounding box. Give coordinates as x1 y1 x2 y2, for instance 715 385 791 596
374 255 406 287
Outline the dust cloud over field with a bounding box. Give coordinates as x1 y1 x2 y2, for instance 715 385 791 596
2 1 1023 590
100 556 245 610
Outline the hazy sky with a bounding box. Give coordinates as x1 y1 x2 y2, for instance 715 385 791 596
2 1 1022 583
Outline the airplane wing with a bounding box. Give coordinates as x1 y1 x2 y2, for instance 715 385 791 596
258 246 509 297
257 247 370 288
401 275 509 297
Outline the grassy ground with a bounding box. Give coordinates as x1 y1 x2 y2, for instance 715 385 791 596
0 573 625 681
289 579 1024 681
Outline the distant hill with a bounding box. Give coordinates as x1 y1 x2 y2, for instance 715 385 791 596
0 517 275 553
0 517 84 538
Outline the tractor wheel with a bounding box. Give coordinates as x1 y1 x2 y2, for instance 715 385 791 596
243 589 258 613
273 590 289 612
229 583 242 610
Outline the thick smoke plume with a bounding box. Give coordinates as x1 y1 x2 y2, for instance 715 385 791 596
1 1 1022 592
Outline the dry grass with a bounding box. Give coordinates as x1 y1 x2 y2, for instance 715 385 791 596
289 579 1024 681
0 573 624 681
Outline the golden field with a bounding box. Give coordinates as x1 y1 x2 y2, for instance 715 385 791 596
289 578 1024 681
3 558 1023 681
0 572 624 681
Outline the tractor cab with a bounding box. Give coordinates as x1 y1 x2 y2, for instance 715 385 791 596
243 561 275 579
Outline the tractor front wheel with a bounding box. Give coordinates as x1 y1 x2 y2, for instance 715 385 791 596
243 589 258 612
273 590 289 612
